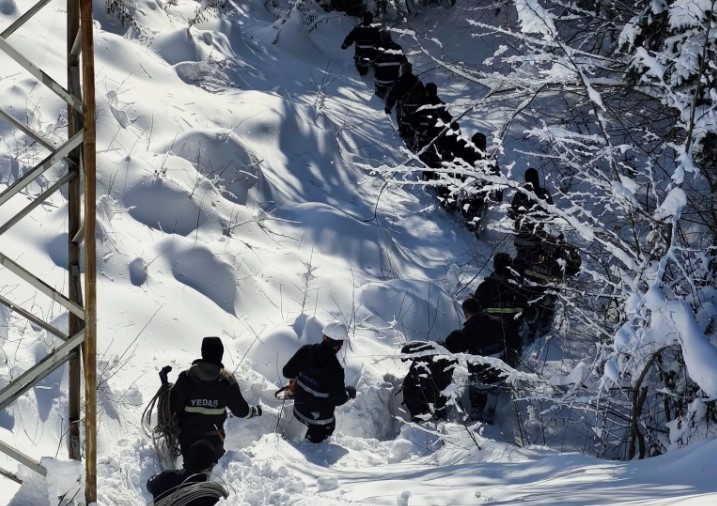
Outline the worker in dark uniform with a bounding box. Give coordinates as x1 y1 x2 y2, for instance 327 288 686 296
412 84 450 179
434 121 464 209
146 439 223 505
509 167 554 259
475 253 525 368
372 30 407 99
456 132 503 233
385 62 426 144
443 298 505 423
170 337 262 462
412 83 448 149
400 341 455 422
341 12 380 76
282 321 358 443
514 236 581 341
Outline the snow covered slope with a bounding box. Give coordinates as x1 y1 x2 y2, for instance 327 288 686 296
0 0 715 504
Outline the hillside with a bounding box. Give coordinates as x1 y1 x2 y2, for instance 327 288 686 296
0 0 715 504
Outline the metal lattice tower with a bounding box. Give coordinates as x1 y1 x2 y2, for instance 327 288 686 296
0 0 96 501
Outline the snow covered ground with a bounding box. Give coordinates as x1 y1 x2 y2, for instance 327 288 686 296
0 0 715 504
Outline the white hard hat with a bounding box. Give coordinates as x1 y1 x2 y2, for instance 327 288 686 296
322 320 348 341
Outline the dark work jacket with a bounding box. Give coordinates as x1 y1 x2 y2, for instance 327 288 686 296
413 97 448 132
170 360 252 440
452 139 503 206
460 141 500 178
373 41 407 85
386 73 424 111
444 314 504 360
510 184 553 235
400 341 455 420
341 23 380 59
476 272 525 324
283 342 349 426
459 138 485 168
146 469 217 505
476 272 525 367
401 341 455 393
436 128 465 165
514 241 581 287
333 0 365 16
517 254 563 287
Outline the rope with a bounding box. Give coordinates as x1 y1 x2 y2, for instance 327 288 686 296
275 396 287 437
142 382 181 470
152 481 229 506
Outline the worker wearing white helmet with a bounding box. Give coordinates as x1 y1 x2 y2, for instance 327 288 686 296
282 320 357 443
322 320 349 344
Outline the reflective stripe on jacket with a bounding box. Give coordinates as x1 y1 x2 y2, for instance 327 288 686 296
170 359 252 439
283 342 349 426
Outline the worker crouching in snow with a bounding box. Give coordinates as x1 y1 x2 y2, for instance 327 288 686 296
146 439 226 505
400 341 455 422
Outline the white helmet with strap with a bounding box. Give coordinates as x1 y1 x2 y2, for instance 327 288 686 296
322 320 348 342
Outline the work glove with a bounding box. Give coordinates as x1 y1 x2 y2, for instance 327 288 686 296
346 386 357 400
251 405 263 417
384 107 391 115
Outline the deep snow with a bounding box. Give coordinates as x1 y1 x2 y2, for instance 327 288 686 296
0 0 715 504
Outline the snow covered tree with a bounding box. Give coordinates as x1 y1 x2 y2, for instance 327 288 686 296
613 0 717 457
399 0 717 457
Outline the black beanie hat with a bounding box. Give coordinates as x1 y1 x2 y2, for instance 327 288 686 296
525 168 540 188
462 296 481 316
186 439 216 472
494 252 512 275
201 336 224 365
472 132 487 151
